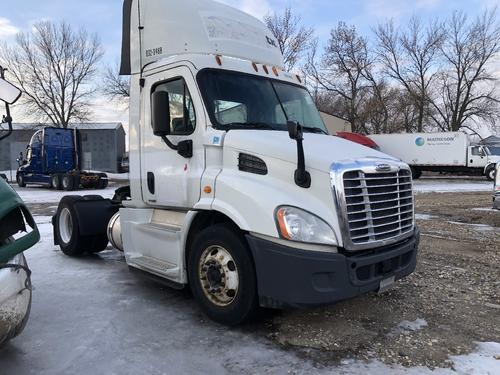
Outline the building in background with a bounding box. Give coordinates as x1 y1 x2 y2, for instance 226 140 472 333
319 111 352 134
0 123 126 173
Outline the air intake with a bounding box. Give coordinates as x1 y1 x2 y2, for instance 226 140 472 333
238 153 268 175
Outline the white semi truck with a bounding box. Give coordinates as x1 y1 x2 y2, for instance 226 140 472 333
369 132 500 180
52 0 420 325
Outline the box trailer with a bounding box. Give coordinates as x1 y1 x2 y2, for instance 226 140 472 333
369 132 500 180
52 0 420 325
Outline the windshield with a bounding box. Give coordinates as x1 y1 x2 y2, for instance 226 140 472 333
487 146 500 156
197 69 327 133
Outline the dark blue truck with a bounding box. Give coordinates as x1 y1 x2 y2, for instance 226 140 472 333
16 127 108 191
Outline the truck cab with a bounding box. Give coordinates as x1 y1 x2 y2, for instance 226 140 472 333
53 0 420 325
17 127 107 190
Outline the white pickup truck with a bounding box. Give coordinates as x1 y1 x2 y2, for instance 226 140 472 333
52 0 420 325
369 132 500 180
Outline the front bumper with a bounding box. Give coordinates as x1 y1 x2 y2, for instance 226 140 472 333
247 228 420 309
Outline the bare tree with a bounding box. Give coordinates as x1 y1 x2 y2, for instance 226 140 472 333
102 63 130 100
307 23 372 133
264 7 314 71
375 17 444 132
430 10 500 132
0 21 103 128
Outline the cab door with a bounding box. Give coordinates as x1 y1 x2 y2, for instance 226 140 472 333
140 66 205 209
469 146 487 167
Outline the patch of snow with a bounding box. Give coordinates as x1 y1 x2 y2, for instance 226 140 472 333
389 318 428 337
450 342 500 375
14 186 115 204
414 180 492 193
415 213 438 220
448 221 497 232
472 207 497 212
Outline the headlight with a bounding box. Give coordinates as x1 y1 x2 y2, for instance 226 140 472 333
275 206 337 246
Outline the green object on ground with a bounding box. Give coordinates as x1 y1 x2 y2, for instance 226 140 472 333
0 179 39 263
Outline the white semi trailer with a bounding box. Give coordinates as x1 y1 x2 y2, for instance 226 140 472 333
369 132 500 180
52 0 420 325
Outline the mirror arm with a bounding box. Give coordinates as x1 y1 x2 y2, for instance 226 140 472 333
161 136 193 159
161 135 178 151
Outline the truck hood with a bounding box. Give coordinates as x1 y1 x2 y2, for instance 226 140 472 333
223 130 397 172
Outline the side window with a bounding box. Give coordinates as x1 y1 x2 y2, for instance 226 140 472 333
153 78 196 135
471 147 480 156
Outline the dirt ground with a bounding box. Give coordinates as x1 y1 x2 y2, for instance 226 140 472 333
25 188 500 370
265 191 500 369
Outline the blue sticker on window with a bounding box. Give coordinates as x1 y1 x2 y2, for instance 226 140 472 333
213 136 220 144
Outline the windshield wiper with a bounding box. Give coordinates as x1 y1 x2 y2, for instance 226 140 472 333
301 126 328 135
226 122 276 130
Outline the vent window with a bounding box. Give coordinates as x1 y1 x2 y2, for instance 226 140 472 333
238 153 268 175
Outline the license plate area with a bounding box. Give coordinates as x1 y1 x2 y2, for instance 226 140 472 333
378 275 395 294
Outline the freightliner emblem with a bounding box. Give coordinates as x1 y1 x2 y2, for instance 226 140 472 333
376 163 392 172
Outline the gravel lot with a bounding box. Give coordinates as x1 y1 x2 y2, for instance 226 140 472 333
1 179 499 373
267 189 500 369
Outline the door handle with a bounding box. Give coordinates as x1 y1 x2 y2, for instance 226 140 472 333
147 172 155 194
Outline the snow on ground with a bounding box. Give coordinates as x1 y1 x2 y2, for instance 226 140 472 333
0 213 498 374
15 186 115 204
413 179 493 193
415 214 438 220
448 221 497 232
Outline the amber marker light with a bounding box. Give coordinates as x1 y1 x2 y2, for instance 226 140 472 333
276 208 291 240
262 65 269 74
215 55 222 66
272 66 279 76
203 186 212 194
252 62 259 72
296 74 302 83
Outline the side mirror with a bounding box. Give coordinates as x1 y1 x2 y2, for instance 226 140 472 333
0 76 21 105
152 91 171 137
287 121 303 141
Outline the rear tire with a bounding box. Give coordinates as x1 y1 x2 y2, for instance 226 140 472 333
17 174 26 188
54 196 108 256
97 173 108 189
62 173 75 191
188 223 258 325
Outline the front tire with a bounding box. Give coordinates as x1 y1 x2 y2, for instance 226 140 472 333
188 223 258 325
486 166 496 181
17 174 26 188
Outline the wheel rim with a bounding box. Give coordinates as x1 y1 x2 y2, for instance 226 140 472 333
59 208 73 244
489 169 495 180
198 245 239 307
62 176 69 189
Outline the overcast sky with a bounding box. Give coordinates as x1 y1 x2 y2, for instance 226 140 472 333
1 0 499 131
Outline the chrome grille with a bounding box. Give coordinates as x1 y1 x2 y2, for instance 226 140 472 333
343 169 414 246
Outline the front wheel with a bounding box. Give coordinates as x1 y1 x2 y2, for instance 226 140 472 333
485 166 496 181
188 223 258 325
17 174 26 188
